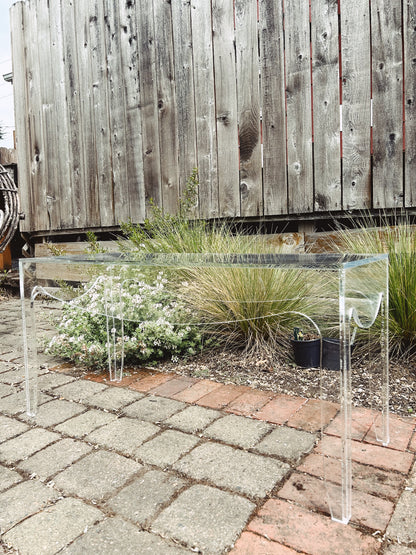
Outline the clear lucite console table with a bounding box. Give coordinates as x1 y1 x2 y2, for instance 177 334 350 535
19 252 389 525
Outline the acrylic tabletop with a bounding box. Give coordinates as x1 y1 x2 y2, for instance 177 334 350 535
19 252 388 270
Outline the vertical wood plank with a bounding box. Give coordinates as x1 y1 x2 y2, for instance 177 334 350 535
212 0 240 217
48 0 73 229
135 0 162 212
118 0 145 223
34 0 58 231
171 0 197 215
73 1 100 228
153 0 180 215
10 2 32 232
371 0 403 208
191 0 219 219
259 0 287 216
404 0 416 207
26 0 47 232
60 0 86 230
311 0 341 212
235 0 262 217
88 0 113 227
284 0 313 214
341 0 371 210
104 0 129 225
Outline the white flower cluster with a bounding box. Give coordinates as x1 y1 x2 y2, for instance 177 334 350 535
46 270 201 368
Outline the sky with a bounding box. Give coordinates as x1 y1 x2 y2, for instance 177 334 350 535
0 0 16 149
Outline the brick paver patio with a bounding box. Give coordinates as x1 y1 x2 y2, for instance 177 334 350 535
1 299 415 554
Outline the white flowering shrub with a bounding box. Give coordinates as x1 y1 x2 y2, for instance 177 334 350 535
46 270 203 368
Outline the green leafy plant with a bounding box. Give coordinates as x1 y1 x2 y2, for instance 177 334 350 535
120 169 238 255
42 169 331 364
45 269 203 368
179 167 199 218
46 243 66 257
85 231 108 254
293 327 304 341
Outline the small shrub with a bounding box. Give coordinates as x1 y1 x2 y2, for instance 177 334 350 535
85 231 108 254
45 269 203 368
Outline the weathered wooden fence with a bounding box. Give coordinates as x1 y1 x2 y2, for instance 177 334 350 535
10 0 416 235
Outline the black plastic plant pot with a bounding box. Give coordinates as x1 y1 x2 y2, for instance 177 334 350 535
322 338 340 371
291 338 321 368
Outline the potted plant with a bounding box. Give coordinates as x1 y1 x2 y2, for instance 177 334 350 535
322 337 340 371
291 327 321 368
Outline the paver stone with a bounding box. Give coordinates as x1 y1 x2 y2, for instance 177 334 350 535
0 480 59 533
248 498 380 555
53 450 142 502
53 380 107 402
62 516 188 554
37 372 76 392
17 438 92 481
0 465 22 492
255 425 317 462
0 415 28 442
386 490 416 544
279 472 394 531
163 405 221 433
174 442 290 498
135 429 199 467
86 417 159 456
86 386 143 411
54 409 117 438
106 470 186 526
123 395 185 422
2 497 104 554
20 398 85 427
152 485 255 554
202 414 272 449
0 428 60 464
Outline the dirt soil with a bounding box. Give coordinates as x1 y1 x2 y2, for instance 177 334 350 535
154 349 416 419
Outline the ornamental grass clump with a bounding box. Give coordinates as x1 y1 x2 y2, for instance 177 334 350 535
178 263 324 355
45 269 203 368
335 212 416 357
